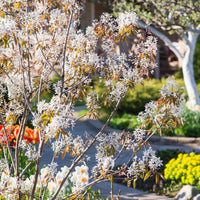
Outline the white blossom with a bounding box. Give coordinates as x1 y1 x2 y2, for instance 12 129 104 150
133 128 146 141
149 155 163 170
71 165 89 192
117 12 138 30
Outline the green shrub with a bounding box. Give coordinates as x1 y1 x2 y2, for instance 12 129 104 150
118 79 162 115
94 77 186 116
109 113 139 130
118 78 184 115
175 105 200 137
106 103 200 137
161 104 200 137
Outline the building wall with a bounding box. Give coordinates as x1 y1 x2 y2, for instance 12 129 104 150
80 2 111 31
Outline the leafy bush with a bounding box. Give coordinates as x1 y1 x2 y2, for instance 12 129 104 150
164 152 200 186
118 79 162 115
93 77 186 117
109 113 139 130
104 102 200 137
161 104 200 137
174 105 200 137
77 109 139 131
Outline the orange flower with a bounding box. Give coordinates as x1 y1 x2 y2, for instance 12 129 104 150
23 127 39 144
0 125 39 146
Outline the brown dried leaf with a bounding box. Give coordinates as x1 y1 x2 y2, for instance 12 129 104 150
144 170 151 181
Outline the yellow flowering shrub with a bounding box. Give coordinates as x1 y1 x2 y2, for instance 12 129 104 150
164 152 200 185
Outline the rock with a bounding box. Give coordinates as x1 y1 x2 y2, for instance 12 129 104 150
194 194 200 200
175 185 200 200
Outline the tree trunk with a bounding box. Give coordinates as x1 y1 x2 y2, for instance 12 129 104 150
182 32 200 107
136 21 200 107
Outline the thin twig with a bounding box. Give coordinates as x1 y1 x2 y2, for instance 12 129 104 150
38 75 43 103
26 0 33 94
19 161 33 178
60 0 75 97
15 107 28 176
114 145 124 162
64 76 89 94
30 138 45 200
0 115 16 174
2 146 11 175
22 70 35 115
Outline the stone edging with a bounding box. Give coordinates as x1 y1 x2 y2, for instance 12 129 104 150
149 135 200 146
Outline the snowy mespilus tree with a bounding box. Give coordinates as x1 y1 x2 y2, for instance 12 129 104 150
0 0 184 199
114 0 200 109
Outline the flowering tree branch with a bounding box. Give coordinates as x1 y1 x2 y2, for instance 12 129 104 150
51 94 124 199
0 0 184 199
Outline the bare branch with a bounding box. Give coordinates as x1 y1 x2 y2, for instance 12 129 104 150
30 138 45 200
0 115 16 174
19 161 34 178
15 107 28 176
60 0 76 97
22 70 35 115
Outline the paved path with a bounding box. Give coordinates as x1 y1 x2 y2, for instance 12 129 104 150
41 119 98 170
92 181 173 200
41 106 200 200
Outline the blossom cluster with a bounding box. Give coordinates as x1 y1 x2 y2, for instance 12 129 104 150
138 77 185 132
93 132 121 174
127 147 162 178
33 96 75 139
0 163 89 199
117 11 138 31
